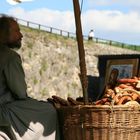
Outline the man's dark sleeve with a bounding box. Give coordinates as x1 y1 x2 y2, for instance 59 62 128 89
4 53 27 99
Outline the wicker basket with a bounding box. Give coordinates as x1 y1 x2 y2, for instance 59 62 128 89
57 105 140 140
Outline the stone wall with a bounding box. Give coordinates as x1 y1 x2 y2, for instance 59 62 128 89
17 26 139 100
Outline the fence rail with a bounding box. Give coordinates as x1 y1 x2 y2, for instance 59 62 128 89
14 17 140 51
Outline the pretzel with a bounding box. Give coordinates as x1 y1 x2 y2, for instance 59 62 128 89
117 78 138 84
117 95 132 105
95 98 111 105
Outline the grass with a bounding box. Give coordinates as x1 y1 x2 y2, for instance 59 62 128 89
20 24 140 52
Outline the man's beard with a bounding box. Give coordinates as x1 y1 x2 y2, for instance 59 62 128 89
7 40 22 49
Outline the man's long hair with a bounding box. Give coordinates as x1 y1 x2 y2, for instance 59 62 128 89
0 14 16 45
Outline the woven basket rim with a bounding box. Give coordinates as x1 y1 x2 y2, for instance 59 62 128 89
57 104 140 111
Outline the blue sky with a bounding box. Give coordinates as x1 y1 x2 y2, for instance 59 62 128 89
1 0 140 45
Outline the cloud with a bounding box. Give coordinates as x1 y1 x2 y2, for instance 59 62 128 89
82 10 140 33
8 7 140 44
8 7 75 32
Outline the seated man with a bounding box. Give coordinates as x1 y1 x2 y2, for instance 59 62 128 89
0 14 60 140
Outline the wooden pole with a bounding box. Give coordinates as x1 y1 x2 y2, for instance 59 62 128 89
72 0 88 104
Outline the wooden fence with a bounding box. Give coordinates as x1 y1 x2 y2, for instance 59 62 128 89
15 17 140 51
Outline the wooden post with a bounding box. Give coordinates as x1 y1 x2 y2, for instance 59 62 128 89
72 0 88 104
39 24 41 30
60 30 62 36
27 21 29 27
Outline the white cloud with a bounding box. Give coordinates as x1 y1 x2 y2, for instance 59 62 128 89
8 7 140 44
82 10 140 33
8 7 75 32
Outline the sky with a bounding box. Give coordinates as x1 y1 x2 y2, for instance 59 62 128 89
1 0 140 45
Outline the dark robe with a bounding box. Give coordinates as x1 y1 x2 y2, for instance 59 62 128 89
0 45 60 140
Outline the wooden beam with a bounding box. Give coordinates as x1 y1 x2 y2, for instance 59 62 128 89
72 0 88 104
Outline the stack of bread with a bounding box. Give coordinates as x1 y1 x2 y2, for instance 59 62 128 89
95 77 140 106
